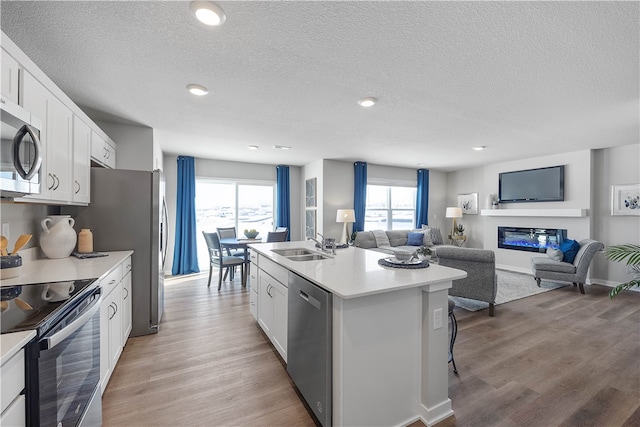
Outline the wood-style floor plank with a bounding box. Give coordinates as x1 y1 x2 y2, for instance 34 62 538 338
102 275 640 427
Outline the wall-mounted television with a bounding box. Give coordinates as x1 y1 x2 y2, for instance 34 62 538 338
498 165 565 203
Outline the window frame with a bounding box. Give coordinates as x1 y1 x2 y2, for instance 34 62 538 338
364 183 416 231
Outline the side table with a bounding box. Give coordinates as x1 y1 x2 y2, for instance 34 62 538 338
448 234 467 247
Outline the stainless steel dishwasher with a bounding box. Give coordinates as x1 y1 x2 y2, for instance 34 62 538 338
287 271 332 427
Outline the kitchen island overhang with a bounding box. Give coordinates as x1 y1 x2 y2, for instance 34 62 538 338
249 241 467 427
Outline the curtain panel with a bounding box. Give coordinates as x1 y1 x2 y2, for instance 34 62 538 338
353 161 367 232
276 165 291 240
172 156 200 275
415 168 430 228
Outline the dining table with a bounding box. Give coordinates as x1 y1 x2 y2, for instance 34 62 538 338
219 237 262 287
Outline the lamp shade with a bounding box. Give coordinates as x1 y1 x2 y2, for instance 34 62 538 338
336 209 356 223
445 207 463 218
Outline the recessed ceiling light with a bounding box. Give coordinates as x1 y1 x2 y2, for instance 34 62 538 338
472 146 487 151
190 1 226 26
357 97 377 107
248 145 259 150
186 84 209 96
417 163 428 167
273 145 291 150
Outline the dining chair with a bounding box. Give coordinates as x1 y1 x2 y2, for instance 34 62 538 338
266 230 288 242
202 231 245 290
216 227 245 257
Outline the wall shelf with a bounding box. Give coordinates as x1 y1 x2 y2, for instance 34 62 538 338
480 209 588 218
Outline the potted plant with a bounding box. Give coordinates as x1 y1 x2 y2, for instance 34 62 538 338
455 223 465 236
415 245 432 260
604 244 640 298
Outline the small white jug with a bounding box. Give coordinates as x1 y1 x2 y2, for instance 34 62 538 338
40 215 77 259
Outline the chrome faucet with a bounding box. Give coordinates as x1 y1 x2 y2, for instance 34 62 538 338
307 233 336 255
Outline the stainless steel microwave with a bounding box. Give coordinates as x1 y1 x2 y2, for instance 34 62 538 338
0 97 42 198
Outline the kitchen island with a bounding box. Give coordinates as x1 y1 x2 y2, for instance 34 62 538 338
249 241 467 427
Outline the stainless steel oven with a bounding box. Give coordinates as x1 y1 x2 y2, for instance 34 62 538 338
1 279 101 426
0 96 42 198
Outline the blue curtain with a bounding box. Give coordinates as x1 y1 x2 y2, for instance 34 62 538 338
276 165 290 240
416 168 430 228
353 161 367 232
172 156 200 275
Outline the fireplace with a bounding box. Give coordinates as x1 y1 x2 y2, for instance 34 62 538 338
498 226 567 252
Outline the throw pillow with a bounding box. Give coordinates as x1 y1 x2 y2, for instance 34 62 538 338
559 239 581 263
407 232 424 246
546 248 563 262
421 226 434 246
430 227 444 245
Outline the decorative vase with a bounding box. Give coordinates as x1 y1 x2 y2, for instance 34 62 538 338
77 229 94 254
40 215 77 259
485 194 495 210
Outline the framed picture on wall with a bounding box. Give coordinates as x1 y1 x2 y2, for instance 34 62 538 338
458 193 478 215
306 178 317 208
611 184 640 215
305 209 317 238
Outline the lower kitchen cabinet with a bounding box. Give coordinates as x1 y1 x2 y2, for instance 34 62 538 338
257 269 288 362
99 256 131 394
0 347 26 426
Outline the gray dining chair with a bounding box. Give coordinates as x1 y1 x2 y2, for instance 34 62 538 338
202 231 245 290
267 230 288 242
216 227 244 257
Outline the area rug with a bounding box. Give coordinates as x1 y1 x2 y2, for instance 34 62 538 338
450 269 568 312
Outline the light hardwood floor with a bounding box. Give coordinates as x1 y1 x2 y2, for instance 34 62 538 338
102 273 639 427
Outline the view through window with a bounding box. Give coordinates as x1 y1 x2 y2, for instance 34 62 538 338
195 179 275 269
365 185 416 231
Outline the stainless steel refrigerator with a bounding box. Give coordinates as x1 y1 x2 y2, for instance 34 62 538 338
68 168 168 337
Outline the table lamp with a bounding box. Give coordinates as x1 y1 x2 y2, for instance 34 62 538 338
445 207 463 238
336 209 356 244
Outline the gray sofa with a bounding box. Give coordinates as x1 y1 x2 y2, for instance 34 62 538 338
354 228 447 255
429 246 498 316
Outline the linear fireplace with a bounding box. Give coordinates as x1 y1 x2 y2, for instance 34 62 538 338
498 226 567 252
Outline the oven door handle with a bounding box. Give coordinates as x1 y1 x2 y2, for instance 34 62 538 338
40 295 102 350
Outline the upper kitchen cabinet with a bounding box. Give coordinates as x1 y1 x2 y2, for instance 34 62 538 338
21 71 72 203
1 47 20 104
73 117 91 204
91 130 116 169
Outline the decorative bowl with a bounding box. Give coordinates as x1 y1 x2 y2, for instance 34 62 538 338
244 230 259 239
394 251 412 261
0 255 22 279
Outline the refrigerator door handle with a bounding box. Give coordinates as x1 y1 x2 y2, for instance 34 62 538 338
161 198 169 268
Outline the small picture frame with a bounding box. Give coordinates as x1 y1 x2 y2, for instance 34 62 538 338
611 184 640 216
458 193 478 215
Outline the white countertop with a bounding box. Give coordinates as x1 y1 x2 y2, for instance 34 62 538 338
0 250 133 286
249 241 467 299
1 330 35 366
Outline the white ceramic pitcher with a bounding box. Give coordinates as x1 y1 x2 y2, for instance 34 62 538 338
40 215 77 259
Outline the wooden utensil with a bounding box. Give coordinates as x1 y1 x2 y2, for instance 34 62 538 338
14 298 33 311
0 236 7 256
11 234 32 255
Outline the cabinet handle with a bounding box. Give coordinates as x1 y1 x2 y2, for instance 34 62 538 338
0 98 5 104
103 147 108 158
109 303 116 319
47 173 55 190
75 180 80 194
108 279 116 285
52 174 59 190
123 288 128 300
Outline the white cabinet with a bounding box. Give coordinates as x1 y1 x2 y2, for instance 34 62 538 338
21 71 72 203
0 347 25 426
72 116 91 204
257 266 288 362
99 256 131 394
91 130 116 169
1 47 20 104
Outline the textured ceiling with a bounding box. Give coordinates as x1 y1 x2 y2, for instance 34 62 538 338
1 1 638 171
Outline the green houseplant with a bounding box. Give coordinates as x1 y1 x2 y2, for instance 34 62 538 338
604 244 640 298
455 223 465 235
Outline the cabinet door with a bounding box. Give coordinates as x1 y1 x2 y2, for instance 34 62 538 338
1 48 19 104
258 270 274 336
72 116 90 203
109 283 123 370
46 95 72 201
271 279 288 362
99 295 111 395
121 271 132 344
21 71 50 200
105 140 116 169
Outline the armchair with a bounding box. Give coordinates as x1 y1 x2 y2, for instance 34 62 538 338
531 239 604 294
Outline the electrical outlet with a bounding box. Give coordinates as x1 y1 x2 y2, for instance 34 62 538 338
1 223 9 240
433 308 443 330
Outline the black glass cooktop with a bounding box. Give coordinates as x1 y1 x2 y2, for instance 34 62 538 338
0 278 98 334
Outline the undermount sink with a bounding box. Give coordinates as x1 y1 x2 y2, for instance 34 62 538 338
271 248 330 261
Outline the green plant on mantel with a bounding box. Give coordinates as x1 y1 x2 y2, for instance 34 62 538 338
604 244 640 298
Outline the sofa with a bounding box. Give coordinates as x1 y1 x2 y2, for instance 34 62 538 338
436 246 498 316
353 227 448 255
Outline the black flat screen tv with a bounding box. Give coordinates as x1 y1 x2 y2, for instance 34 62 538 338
498 165 564 203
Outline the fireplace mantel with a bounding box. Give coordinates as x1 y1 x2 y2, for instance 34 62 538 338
480 209 587 218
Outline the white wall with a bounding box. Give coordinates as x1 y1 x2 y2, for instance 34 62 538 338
591 144 640 285
163 154 301 274
322 160 354 241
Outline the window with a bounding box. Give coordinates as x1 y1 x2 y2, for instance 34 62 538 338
195 179 274 269
364 185 416 231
